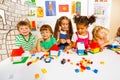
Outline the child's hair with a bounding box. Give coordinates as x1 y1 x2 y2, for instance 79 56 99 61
92 26 109 40
54 16 73 39
116 27 120 37
40 24 53 34
74 15 96 27
17 21 31 30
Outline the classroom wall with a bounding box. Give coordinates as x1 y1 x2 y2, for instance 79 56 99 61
110 0 120 39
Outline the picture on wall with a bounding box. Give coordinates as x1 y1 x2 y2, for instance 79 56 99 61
30 20 36 31
28 6 36 16
71 1 81 15
45 1 56 16
59 5 69 12
37 7 44 17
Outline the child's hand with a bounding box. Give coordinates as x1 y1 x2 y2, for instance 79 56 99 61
66 39 72 44
38 38 44 42
30 47 37 54
41 47 46 52
108 39 114 44
64 45 72 52
60 39 66 44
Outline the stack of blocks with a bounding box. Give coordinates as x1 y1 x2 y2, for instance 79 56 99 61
90 42 100 54
77 42 85 55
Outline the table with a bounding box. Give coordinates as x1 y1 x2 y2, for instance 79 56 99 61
0 49 120 80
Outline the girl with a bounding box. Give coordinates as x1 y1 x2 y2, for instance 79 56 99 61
72 15 96 50
54 16 73 51
15 21 37 53
92 26 113 51
115 27 120 48
37 24 57 52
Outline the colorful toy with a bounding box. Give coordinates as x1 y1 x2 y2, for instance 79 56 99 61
77 42 85 55
89 42 100 54
61 58 66 64
41 68 47 74
49 44 60 56
110 41 119 49
75 68 79 73
109 41 120 51
11 47 24 62
34 73 40 79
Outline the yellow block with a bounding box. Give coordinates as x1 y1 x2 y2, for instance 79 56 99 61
34 73 40 79
41 68 47 74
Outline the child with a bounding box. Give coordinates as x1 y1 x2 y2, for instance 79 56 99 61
15 21 37 53
72 15 96 50
115 27 120 48
92 26 113 51
54 16 73 51
37 24 57 52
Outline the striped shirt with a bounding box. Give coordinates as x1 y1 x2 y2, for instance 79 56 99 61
15 34 37 51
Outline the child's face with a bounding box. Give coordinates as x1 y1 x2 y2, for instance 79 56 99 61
61 19 69 31
41 29 52 40
18 25 31 36
77 24 88 35
97 29 108 39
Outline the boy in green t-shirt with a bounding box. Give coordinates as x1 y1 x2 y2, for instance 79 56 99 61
37 24 57 52
15 21 37 53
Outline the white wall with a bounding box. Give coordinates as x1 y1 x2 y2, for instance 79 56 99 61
110 0 120 39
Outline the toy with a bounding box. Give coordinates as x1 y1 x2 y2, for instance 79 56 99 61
110 41 119 48
77 42 85 55
34 73 40 79
89 42 100 54
41 68 47 74
109 41 120 51
75 69 79 73
11 47 24 62
61 58 66 64
49 44 60 56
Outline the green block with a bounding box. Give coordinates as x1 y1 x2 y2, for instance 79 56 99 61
13 57 28 64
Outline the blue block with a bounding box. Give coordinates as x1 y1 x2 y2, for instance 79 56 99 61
77 50 84 55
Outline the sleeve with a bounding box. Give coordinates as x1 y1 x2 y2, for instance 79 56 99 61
71 33 77 42
89 32 93 40
15 35 22 47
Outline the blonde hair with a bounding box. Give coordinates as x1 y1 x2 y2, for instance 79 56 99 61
92 26 109 41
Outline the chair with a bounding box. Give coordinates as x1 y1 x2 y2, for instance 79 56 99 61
5 29 19 58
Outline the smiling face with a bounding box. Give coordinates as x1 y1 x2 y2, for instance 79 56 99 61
76 23 88 35
60 19 69 32
40 29 52 40
18 25 31 36
97 29 108 39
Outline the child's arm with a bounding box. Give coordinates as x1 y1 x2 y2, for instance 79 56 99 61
36 38 44 52
30 36 37 54
101 39 114 49
57 39 67 45
64 42 73 52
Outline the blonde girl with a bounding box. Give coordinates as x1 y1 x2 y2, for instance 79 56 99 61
92 26 113 50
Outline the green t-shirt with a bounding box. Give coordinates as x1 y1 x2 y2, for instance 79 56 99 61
40 36 57 49
15 34 37 51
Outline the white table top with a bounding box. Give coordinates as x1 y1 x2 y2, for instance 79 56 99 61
0 49 120 80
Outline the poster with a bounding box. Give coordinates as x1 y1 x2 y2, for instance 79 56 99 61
45 1 56 16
